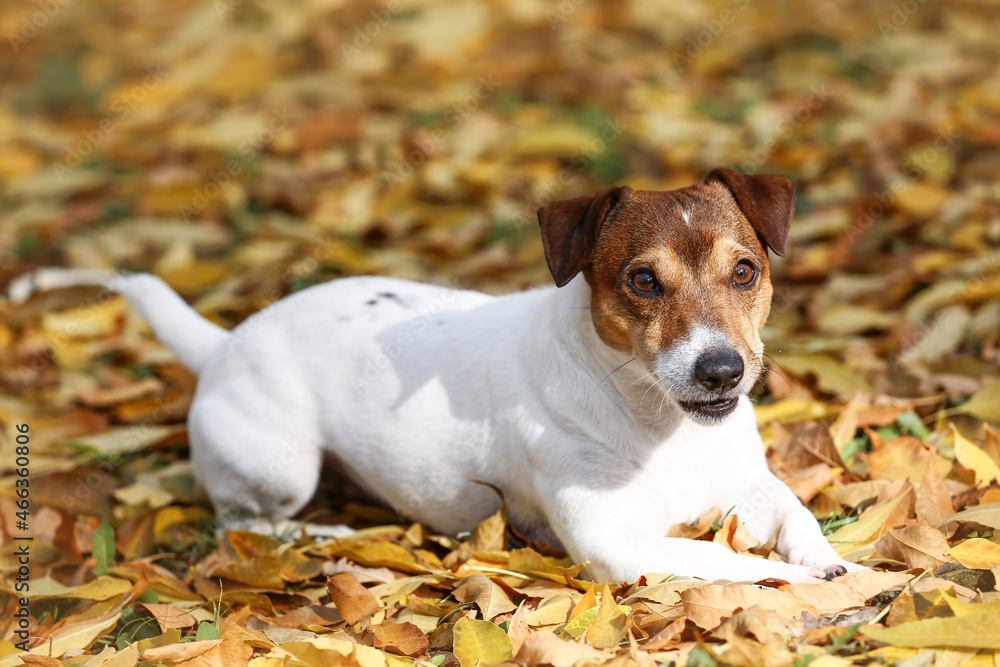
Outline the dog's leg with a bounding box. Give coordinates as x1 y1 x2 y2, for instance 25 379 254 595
731 473 864 579
187 396 335 537
546 490 828 584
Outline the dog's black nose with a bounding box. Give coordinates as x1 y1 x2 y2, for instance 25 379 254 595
694 349 744 391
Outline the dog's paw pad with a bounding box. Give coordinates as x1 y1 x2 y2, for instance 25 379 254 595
823 565 847 581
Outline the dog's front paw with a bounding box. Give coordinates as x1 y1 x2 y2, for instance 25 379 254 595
786 549 866 581
729 558 827 584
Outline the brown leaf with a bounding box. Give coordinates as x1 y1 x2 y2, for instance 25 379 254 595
453 574 517 621
774 421 845 472
712 514 758 553
372 621 428 657
507 601 531 655
668 506 722 539
326 573 380 625
915 453 955 525
681 584 819 631
466 507 507 552
141 637 252 667
867 436 949 482
137 602 197 631
515 630 607 667
874 520 957 570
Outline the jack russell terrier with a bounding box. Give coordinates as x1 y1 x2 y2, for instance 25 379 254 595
11 169 860 583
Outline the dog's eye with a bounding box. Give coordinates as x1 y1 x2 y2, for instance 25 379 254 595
630 270 659 293
732 261 756 287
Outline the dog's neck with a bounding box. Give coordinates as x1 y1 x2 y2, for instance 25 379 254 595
530 275 686 445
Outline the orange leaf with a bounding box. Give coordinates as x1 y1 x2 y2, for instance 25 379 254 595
372 621 429 657
327 573 380 625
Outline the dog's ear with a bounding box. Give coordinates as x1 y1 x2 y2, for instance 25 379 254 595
706 168 795 257
537 186 630 287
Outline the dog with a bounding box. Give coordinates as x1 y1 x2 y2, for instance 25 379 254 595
10 169 861 583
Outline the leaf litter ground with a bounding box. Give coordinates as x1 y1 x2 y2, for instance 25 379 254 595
2 0 1000 665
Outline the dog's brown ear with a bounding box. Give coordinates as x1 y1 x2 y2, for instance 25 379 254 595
537 186 630 287
706 168 795 256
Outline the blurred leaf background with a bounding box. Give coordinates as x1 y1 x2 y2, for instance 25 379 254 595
2 0 1000 664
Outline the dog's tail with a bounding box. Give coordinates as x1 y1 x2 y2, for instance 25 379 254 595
7 268 229 374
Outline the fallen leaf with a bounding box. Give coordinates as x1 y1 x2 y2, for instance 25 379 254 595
584 597 629 649
507 601 531 654
681 583 818 631
827 486 912 556
951 379 1000 422
452 616 513 667
937 503 1000 530
946 538 1000 569
371 622 428 657
515 630 606 667
951 425 1000 487
142 637 252 666
712 514 759 553
326 574 380 625
874 520 956 570
861 613 1000 649
914 454 954 525
453 574 517 621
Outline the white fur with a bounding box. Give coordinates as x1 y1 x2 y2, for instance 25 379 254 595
11 268 859 583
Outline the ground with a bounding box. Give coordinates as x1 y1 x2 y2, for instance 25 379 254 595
1 0 1000 665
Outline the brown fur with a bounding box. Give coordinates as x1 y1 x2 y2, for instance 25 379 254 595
536 170 794 370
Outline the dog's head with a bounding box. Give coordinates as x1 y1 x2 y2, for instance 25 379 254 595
537 169 794 424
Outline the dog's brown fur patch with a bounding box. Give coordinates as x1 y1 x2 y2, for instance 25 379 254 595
582 181 774 367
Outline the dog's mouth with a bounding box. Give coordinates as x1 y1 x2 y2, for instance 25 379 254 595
678 396 739 420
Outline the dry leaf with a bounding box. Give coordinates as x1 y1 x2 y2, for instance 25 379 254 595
326 574 380 626
372 622 428 657
874 521 956 570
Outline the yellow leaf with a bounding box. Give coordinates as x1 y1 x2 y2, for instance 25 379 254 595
861 613 1000 649
830 393 862 453
753 398 829 426
946 538 1000 569
952 425 1000 488
827 489 911 556
768 353 871 394
28 613 120 660
584 601 629 649
952 379 1000 422
507 548 584 584
41 296 127 340
24 575 132 601
452 617 513 667
569 583 597 621
559 605 599 640
938 503 1000 530
452 574 516 621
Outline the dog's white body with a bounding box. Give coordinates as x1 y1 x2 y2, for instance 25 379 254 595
11 267 855 583
12 171 862 583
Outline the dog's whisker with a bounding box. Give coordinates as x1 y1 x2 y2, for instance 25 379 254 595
600 357 636 385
